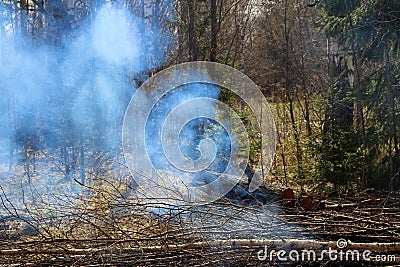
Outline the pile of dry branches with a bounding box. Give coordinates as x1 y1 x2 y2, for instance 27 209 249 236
1 172 399 266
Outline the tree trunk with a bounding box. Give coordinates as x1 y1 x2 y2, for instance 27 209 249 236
283 0 304 180
210 0 217 62
187 0 198 61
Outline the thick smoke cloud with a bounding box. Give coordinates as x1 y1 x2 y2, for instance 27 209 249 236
0 2 170 207
0 1 232 209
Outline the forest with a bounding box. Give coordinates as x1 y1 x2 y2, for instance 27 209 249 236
0 0 399 266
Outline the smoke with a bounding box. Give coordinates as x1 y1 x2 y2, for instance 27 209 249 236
144 82 232 186
65 6 144 152
0 1 255 212
0 2 171 210
0 1 235 211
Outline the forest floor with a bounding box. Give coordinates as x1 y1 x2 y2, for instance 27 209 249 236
0 184 399 266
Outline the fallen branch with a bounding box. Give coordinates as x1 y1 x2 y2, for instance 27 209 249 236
1 239 400 256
